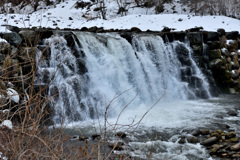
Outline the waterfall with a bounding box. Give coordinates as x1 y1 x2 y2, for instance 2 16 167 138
36 32 212 123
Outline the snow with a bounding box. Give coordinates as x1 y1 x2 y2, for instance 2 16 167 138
0 120 13 129
6 88 19 104
0 26 11 33
0 38 8 43
0 0 239 32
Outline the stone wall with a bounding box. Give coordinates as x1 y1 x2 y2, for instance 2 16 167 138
0 26 239 108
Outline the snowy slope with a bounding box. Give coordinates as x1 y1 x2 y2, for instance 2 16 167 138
0 0 239 32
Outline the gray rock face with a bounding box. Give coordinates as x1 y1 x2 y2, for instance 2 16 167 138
0 32 22 46
187 32 202 45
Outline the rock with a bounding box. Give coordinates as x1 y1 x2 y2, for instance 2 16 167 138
187 27 203 32
88 26 98 32
201 137 218 146
211 144 221 153
0 120 13 129
92 134 101 140
19 30 40 46
178 137 186 144
7 88 19 104
79 136 88 141
226 31 239 40
211 132 221 139
207 41 221 50
227 110 238 116
226 131 236 139
0 32 22 46
187 136 199 144
115 132 127 138
221 48 230 57
131 27 141 32
230 143 240 151
206 32 221 41
217 28 226 36
231 137 239 143
209 49 221 60
200 129 210 135
192 130 200 136
108 142 124 151
187 32 202 45
0 38 10 53
210 59 223 69
232 154 240 158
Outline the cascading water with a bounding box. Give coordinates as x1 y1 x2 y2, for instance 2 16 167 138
34 32 240 160
36 32 212 124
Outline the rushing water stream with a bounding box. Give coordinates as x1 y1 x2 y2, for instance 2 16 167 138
36 32 240 159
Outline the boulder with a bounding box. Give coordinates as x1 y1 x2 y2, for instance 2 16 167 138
0 32 22 46
206 32 221 41
210 59 223 69
200 137 218 146
92 134 101 140
200 129 210 135
226 31 239 40
187 32 202 45
209 49 221 60
131 27 141 32
226 131 236 139
108 142 124 151
178 137 186 144
217 28 226 36
187 136 199 144
230 143 240 151
221 48 230 57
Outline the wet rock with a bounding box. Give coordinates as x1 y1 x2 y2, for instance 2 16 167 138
230 137 239 143
232 154 240 158
187 32 202 45
88 26 98 32
0 32 22 46
92 134 101 140
226 131 236 139
206 32 221 41
79 136 88 141
221 48 230 57
200 129 210 135
187 136 199 144
115 132 127 138
211 132 221 139
201 137 218 146
227 110 238 116
192 130 200 136
210 59 223 69
211 144 221 153
108 142 124 151
230 143 240 151
178 137 186 144
209 49 221 60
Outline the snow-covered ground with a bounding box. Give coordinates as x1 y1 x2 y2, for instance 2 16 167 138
0 0 239 32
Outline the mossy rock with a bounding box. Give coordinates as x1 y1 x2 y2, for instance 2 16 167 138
209 49 221 60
